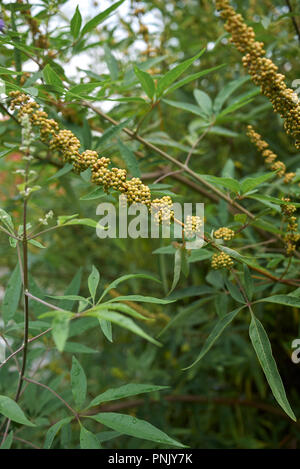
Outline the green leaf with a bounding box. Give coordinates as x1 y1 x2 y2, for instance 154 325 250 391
71 356 87 409
0 395 36 426
89 412 187 447
162 98 208 117
47 294 85 302
70 5 82 38
99 273 160 302
43 64 64 89
80 188 106 201
29 239 46 249
95 118 132 149
169 249 182 295
59 268 82 311
156 49 205 97
2 264 22 323
64 218 98 228
134 66 155 99
105 295 175 305
0 208 14 232
44 417 73 449
240 172 275 194
104 44 119 81
117 139 140 177
184 307 244 369
64 342 98 354
214 76 250 113
52 312 73 352
0 431 13 449
88 384 169 408
243 265 254 301
97 302 150 321
248 194 300 207
99 319 113 342
81 0 126 36
48 163 73 181
249 314 296 421
225 279 245 304
201 175 241 193
193 89 212 117
256 295 300 308
86 310 160 346
0 146 19 159
80 426 102 449
165 64 226 95
217 98 254 118
88 265 100 302
66 82 103 99
0 66 23 75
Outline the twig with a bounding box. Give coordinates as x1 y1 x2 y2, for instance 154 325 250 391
285 0 300 42
23 377 80 423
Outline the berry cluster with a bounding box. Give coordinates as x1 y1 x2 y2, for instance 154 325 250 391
151 196 174 224
8 91 171 221
211 252 234 270
281 198 300 256
216 0 300 149
246 126 294 183
213 227 235 241
184 215 203 238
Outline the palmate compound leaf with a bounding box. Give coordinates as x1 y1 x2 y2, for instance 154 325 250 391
183 306 245 369
249 313 296 421
89 412 187 448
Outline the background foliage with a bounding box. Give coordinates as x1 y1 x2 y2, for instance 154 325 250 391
0 0 300 449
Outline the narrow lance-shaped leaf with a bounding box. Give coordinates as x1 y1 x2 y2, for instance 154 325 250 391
89 412 187 448
70 5 82 38
88 383 169 408
87 309 161 346
156 49 205 97
169 249 182 295
256 295 300 309
117 139 141 177
88 265 100 302
183 307 244 369
99 273 160 302
104 44 119 81
43 64 64 89
134 66 155 99
81 0 126 36
44 417 73 449
249 314 296 421
71 356 87 409
0 395 36 427
2 264 22 323
99 318 113 342
52 312 73 352
80 426 102 449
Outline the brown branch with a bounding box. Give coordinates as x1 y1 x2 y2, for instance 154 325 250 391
81 101 255 220
85 394 300 425
285 0 300 42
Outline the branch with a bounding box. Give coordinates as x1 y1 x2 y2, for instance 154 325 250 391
285 0 300 42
